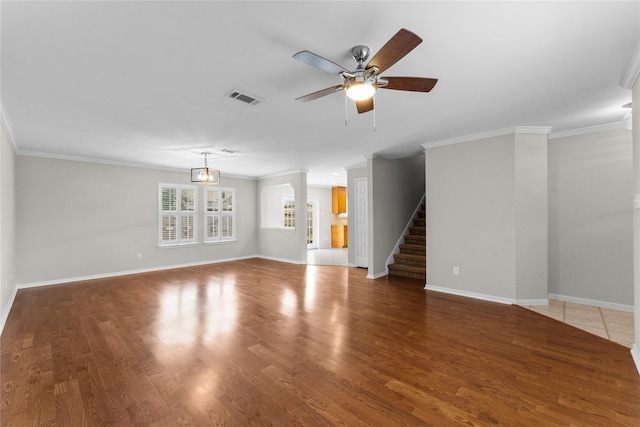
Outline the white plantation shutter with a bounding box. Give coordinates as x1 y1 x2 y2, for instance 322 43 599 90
221 215 233 238
160 186 178 244
159 184 198 246
204 187 236 243
207 215 219 239
180 187 196 242
161 215 177 242
181 215 195 241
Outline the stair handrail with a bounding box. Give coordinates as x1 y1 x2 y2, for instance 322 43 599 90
385 193 426 271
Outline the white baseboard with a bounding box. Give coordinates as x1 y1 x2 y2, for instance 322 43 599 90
255 255 304 265
516 298 549 306
16 255 259 290
632 343 640 376
423 286 633 311
367 270 388 279
2 255 335 336
548 293 634 312
0 286 18 336
424 284 514 305
422 285 546 306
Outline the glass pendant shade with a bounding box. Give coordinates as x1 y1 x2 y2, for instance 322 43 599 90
346 82 376 101
191 167 220 185
191 152 220 184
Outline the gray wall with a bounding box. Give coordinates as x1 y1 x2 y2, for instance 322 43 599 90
548 128 633 305
368 155 425 278
633 77 640 356
15 155 259 285
347 166 367 266
515 133 548 301
426 127 632 307
1 124 16 326
257 171 307 263
425 134 518 300
307 186 332 249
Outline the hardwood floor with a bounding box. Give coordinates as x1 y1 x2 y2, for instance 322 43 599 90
2 258 640 426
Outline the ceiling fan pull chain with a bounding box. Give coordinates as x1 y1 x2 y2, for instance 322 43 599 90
345 91 348 127
373 95 376 132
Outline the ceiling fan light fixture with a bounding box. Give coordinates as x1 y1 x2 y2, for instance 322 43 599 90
293 29 435 114
345 80 376 101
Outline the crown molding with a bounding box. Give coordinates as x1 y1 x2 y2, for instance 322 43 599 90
422 126 551 150
345 161 367 170
15 150 256 180
548 121 627 140
17 150 189 173
621 40 640 89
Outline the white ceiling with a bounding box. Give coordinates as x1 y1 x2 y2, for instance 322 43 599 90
2 1 639 187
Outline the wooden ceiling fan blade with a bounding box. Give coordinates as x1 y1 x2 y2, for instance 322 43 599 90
356 97 374 114
366 29 422 74
295 85 343 102
380 77 438 92
293 50 349 75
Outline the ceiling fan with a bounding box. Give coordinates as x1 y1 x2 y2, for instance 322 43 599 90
293 28 438 114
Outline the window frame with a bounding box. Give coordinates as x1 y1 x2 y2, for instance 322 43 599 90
283 196 295 229
158 183 198 247
204 187 237 244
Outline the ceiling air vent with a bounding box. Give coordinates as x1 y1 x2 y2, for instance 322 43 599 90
226 89 263 106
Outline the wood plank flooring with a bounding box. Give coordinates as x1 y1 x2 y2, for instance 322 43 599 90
2 258 640 426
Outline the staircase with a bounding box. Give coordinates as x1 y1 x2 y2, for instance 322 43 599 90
388 204 426 281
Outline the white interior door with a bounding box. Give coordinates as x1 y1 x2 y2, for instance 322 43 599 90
355 178 368 268
307 197 318 249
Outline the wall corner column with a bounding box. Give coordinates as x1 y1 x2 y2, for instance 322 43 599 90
631 72 640 374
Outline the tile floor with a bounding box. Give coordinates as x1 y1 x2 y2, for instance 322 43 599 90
307 248 348 266
522 299 634 348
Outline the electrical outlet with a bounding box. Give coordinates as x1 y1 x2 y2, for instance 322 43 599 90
453 266 460 276
136 253 142 260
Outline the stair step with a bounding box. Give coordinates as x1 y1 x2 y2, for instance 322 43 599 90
388 200 427 281
399 243 426 255
404 234 426 245
409 226 426 236
394 253 426 267
388 263 426 280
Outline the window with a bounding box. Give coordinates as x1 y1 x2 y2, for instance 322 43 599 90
283 197 295 228
204 187 236 243
260 183 295 229
158 184 197 246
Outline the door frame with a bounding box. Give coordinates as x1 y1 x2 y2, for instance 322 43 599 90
354 178 368 268
306 197 319 249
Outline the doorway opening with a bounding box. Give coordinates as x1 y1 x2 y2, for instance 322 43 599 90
306 191 347 266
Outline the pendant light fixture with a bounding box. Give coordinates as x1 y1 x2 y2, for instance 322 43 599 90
191 152 220 185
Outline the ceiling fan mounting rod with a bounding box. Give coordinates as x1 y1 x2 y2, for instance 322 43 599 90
351 45 370 68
